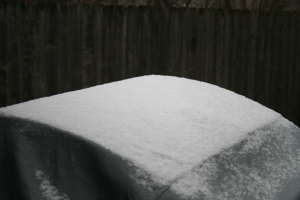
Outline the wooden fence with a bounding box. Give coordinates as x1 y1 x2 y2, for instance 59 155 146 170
0 1 299 126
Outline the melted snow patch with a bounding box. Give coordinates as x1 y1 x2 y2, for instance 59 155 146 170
36 170 69 200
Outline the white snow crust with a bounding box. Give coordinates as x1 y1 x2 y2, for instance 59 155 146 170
0 75 281 195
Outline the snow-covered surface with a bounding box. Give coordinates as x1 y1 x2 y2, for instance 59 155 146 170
0 75 283 197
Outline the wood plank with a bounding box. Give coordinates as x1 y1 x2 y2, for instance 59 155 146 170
147 6 159 75
246 11 258 100
253 11 266 104
93 5 104 85
160 6 169 76
214 9 224 87
108 6 120 82
263 11 273 108
180 8 188 78
44 2 59 97
6 2 21 105
269 11 282 112
168 7 180 76
0 2 7 107
266 11 278 112
115 6 126 79
239 10 250 96
57 2 69 93
67 4 82 90
185 8 197 80
278 11 289 118
231 9 242 94
295 11 300 126
222 9 233 90
287 11 300 126
21 2 34 102
32 3 47 99
135 6 149 77
125 6 135 78
286 11 297 124
204 9 215 84
81 4 95 88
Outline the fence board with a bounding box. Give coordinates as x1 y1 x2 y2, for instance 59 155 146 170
0 3 7 106
278 12 289 118
45 3 59 96
93 5 103 84
239 10 250 96
254 11 266 104
6 3 21 105
247 11 258 100
292 12 300 126
287 12 296 123
81 4 95 88
231 10 242 94
185 8 197 80
214 9 224 87
267 11 275 111
168 7 179 76
199 9 207 82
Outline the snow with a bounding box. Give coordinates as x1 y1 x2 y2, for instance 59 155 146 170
0 75 283 197
169 117 300 199
36 170 69 200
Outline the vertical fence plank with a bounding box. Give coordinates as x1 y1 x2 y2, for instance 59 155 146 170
109 6 121 81
204 9 215 84
262 11 273 107
246 11 258 100
125 6 136 78
135 7 149 77
115 6 126 79
266 11 277 112
102 6 110 83
6 2 21 105
231 10 242 94
120 6 127 79
148 6 159 75
93 5 103 85
287 12 297 123
270 11 282 112
44 3 59 97
278 11 289 118
295 12 300 126
22 2 34 102
168 7 180 76
180 8 188 77
214 9 224 87
222 10 233 90
239 10 250 96
0 2 7 107
67 4 82 90
185 8 197 80
81 4 95 88
33 3 46 99
57 3 69 93
254 11 266 104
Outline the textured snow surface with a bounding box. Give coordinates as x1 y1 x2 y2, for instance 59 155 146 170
36 170 69 200
0 75 282 195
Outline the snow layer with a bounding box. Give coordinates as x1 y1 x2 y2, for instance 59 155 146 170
0 75 281 190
